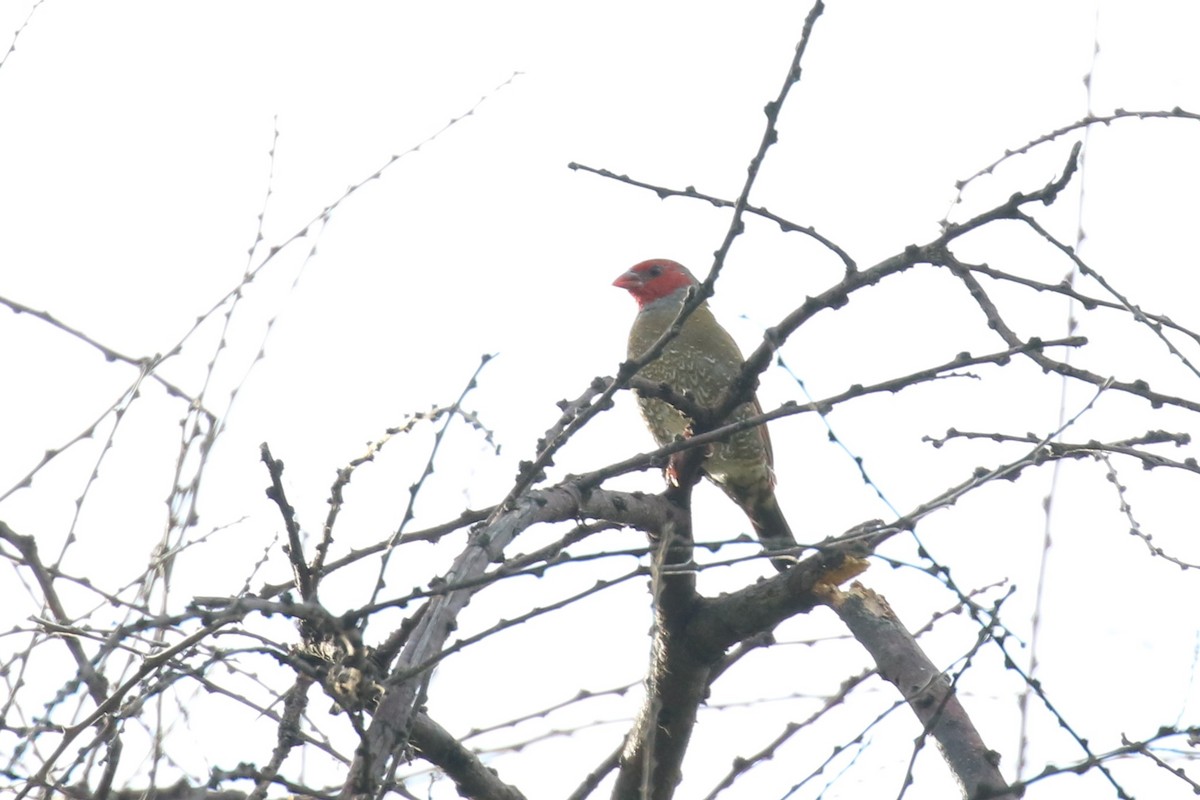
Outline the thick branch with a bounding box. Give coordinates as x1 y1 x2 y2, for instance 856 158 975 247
685 532 873 660
827 584 1016 800
613 448 703 800
411 713 528 800
613 632 709 800
339 486 681 799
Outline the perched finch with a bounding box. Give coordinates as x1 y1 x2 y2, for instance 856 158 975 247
613 258 796 571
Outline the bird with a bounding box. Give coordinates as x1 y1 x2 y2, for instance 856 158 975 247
613 258 796 571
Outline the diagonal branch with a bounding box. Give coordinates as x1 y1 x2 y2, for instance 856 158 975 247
411 713 528 800
338 486 683 799
826 584 1016 800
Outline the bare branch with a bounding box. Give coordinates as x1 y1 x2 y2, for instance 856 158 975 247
826 584 1015 800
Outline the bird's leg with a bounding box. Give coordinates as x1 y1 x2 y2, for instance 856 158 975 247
664 421 708 489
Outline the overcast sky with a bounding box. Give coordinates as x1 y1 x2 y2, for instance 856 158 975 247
2 2 1199 798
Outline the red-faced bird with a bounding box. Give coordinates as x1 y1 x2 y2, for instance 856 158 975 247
614 258 795 571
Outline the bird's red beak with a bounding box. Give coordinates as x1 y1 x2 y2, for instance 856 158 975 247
612 270 642 291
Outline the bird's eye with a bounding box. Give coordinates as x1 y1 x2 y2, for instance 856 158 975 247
647 265 662 277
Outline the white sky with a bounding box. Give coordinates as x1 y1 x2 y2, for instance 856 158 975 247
2 1 1200 798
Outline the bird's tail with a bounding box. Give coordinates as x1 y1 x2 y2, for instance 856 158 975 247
750 492 797 573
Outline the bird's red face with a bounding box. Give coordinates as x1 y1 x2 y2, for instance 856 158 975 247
612 259 698 309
